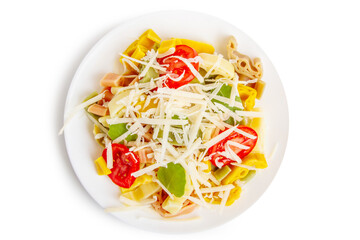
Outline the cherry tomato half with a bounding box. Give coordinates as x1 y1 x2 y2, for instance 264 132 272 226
208 126 258 168
102 143 140 188
157 45 199 89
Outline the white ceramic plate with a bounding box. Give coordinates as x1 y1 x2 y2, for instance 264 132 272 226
64 10 289 233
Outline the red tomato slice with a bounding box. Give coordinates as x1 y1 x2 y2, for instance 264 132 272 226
102 143 140 188
208 126 258 168
157 45 199 89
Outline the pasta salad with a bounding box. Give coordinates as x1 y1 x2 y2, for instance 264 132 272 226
78 29 267 218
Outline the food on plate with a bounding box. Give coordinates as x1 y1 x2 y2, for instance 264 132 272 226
76 29 267 218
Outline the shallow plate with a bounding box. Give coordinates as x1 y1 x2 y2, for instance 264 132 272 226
64 10 289 233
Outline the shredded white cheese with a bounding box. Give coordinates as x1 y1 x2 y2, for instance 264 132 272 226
59 92 105 135
106 140 113 169
165 56 204 83
131 161 169 178
107 117 188 126
119 53 166 71
200 184 234 193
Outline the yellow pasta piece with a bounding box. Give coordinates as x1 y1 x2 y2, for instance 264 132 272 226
122 182 161 202
158 38 182 53
203 186 242 206
249 110 262 130
162 196 186 215
178 39 214 54
123 40 139 57
203 160 212 173
121 29 162 66
204 196 220 204
162 175 193 214
120 174 153 193
226 186 242 206
237 84 257 111
242 153 268 169
93 125 105 147
138 29 161 49
199 53 235 78
247 108 265 153
136 97 158 112
108 89 133 117
130 45 148 64
227 36 263 80
158 38 215 54
94 156 111 175
221 166 249 185
98 116 111 128
254 79 266 100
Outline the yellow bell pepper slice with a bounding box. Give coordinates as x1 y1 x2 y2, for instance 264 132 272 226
120 174 153 193
94 156 111 175
242 153 268 169
221 166 249 185
237 84 257 111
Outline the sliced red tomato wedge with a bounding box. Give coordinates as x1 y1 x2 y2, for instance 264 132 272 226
157 45 199 88
102 143 140 188
208 126 258 168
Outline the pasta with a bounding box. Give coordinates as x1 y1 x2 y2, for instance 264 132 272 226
227 36 263 80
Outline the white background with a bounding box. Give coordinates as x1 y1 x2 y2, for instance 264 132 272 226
1 0 359 239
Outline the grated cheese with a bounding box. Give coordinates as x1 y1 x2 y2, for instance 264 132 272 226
214 102 243 122
106 140 113 169
227 140 250 150
207 93 244 110
203 125 239 149
119 53 166 71
165 56 204 83
156 47 175 58
204 54 223 79
122 58 140 73
59 92 105 135
188 105 206 145
157 87 205 100
106 117 188 126
235 110 264 118
175 138 202 163
219 189 231 213
200 185 234 193
229 73 239 107
139 51 158 78
131 161 169 178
